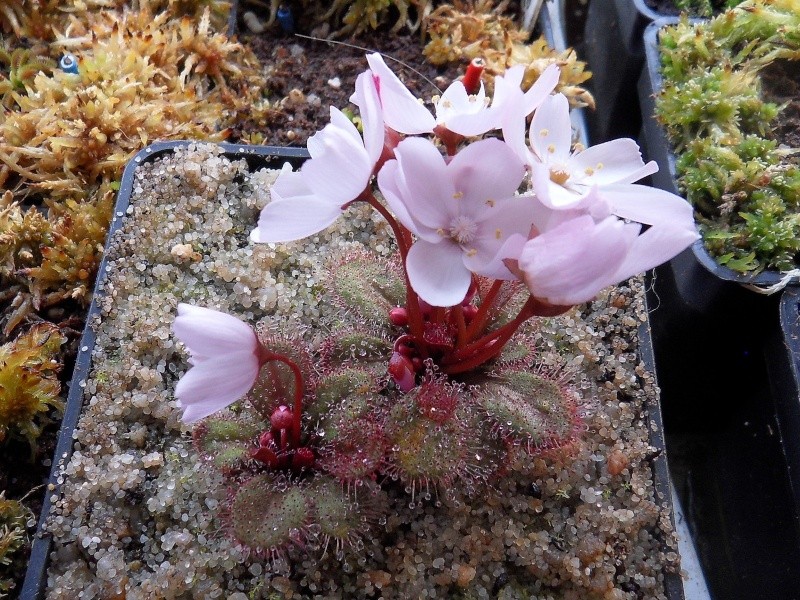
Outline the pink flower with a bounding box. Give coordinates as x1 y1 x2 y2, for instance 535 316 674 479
250 71 383 243
504 187 699 306
495 64 561 154
521 93 659 210
172 304 261 423
378 136 535 307
360 53 436 135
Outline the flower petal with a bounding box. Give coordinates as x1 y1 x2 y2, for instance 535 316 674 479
176 352 260 423
528 93 572 164
521 63 560 116
366 53 435 134
570 138 658 186
353 71 385 164
447 138 525 214
250 197 344 243
174 304 257 355
602 183 697 226
406 239 472 307
518 216 638 305
391 137 454 231
302 107 371 204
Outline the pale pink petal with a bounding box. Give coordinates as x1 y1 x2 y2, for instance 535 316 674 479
353 71 384 164
174 304 257 354
491 65 525 107
176 352 260 423
612 221 699 279
438 82 497 136
269 163 304 198
528 93 572 164
366 53 435 134
391 137 454 230
602 183 697 225
447 138 525 214
465 199 539 278
570 138 658 186
376 159 417 232
250 197 344 243
303 108 371 203
481 233 529 280
518 216 638 305
521 64 560 116
529 162 594 210
406 239 472 307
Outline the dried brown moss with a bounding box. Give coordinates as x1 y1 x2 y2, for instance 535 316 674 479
423 0 594 108
0 2 272 332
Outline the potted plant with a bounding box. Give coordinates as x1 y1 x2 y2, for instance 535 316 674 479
23 47 698 597
583 0 745 143
635 3 800 594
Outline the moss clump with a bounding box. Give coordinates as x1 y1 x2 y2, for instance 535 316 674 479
0 493 30 598
0 323 64 447
655 1 800 272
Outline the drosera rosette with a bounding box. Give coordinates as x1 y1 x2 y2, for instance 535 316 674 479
170 51 699 568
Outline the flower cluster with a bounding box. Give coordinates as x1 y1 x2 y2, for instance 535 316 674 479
173 53 696 457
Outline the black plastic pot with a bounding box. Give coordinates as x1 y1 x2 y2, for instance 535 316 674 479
638 20 800 598
582 0 664 143
20 141 685 599
637 18 794 323
766 287 800 523
19 142 309 600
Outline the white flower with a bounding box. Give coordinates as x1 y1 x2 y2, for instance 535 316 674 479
250 70 383 243
378 137 534 307
522 93 659 210
172 304 261 423
503 187 699 306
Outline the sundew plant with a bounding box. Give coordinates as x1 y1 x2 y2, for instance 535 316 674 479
172 55 698 563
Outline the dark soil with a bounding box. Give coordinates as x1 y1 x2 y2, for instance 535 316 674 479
761 59 800 149
230 31 464 147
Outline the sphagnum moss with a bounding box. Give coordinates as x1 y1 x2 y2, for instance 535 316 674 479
44 144 678 599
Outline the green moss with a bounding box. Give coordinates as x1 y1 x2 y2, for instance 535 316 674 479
655 1 800 272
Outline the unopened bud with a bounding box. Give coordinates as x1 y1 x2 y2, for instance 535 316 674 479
270 405 294 430
389 306 408 326
462 57 485 95
462 304 478 322
389 351 416 392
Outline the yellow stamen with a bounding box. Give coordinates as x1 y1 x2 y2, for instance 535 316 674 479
453 191 464 199
550 169 570 185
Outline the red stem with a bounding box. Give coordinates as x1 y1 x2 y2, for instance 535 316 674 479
441 297 538 372
354 189 427 346
261 350 305 448
461 279 504 345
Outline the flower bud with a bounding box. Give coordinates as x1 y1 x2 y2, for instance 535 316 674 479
388 351 416 392
270 405 294 430
389 306 408 326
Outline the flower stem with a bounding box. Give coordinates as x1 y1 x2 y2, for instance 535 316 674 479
261 350 305 448
442 297 537 374
461 279 504 345
356 189 426 346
